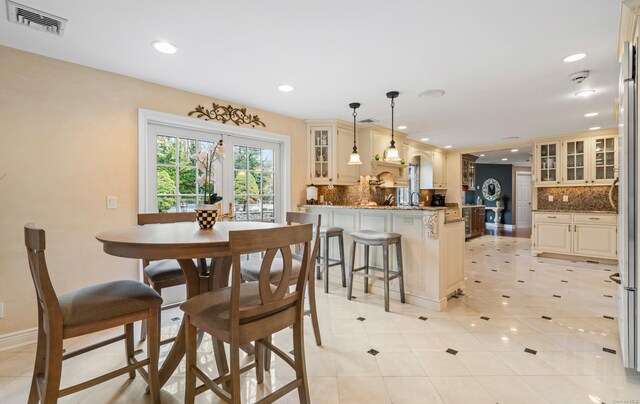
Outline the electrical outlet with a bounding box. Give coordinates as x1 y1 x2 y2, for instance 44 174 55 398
106 196 117 209
548 195 554 202
0 303 4 318
563 195 569 202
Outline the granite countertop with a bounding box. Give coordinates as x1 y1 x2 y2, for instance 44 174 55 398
461 205 486 208
533 209 618 214
299 204 446 211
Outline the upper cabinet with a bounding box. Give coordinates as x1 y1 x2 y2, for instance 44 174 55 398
535 132 617 187
431 151 448 189
591 135 617 184
461 154 478 190
535 141 561 186
306 121 359 185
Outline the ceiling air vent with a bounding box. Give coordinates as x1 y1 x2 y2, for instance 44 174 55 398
6 1 67 36
359 118 378 124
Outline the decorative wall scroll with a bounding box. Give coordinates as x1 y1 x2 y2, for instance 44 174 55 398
423 212 439 239
188 102 266 128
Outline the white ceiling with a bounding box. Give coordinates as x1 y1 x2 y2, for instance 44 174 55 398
474 147 533 166
0 0 621 149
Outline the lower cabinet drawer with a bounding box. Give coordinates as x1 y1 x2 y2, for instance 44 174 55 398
573 213 617 225
534 213 572 223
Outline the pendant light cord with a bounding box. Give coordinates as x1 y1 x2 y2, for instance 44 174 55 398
352 107 357 152
390 96 396 147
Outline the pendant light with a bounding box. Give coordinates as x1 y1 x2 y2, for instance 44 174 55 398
347 102 363 165
385 91 401 162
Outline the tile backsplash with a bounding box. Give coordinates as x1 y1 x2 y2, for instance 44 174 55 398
536 186 617 212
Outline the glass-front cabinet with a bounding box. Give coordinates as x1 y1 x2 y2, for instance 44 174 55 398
591 135 617 184
311 126 331 182
562 138 588 184
536 141 560 185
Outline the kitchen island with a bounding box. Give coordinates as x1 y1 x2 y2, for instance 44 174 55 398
299 205 466 311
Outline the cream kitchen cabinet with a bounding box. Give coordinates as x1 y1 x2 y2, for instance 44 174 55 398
306 120 359 185
533 212 617 260
562 137 589 185
535 141 561 186
431 151 448 189
590 135 618 184
534 131 618 187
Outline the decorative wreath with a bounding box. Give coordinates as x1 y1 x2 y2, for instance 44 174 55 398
481 178 501 201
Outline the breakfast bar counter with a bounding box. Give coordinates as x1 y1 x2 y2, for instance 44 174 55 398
299 205 466 311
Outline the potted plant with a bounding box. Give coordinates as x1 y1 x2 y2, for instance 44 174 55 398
495 194 502 208
374 154 380 161
192 140 224 229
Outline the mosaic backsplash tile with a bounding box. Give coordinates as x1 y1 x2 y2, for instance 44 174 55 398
536 186 617 212
311 176 436 206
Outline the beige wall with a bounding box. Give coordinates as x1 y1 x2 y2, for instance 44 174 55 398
0 45 307 335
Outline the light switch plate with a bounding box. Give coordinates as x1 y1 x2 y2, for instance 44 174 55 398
106 196 117 209
0 303 4 318
548 195 554 202
563 195 569 202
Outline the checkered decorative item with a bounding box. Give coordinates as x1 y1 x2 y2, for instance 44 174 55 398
195 208 218 229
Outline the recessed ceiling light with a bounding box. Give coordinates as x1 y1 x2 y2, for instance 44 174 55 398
480 154 485 157
420 138 430 141
589 126 601 131
563 53 586 63
502 136 519 141
501 158 508 161
278 84 294 92
575 90 596 97
419 89 446 99
152 41 177 54
511 149 519 152
398 125 407 130
584 112 599 117
444 145 452 149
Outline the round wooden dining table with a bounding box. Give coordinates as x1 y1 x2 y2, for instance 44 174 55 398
96 220 285 387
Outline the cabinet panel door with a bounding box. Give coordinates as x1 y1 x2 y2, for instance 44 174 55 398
573 224 617 258
309 126 332 183
562 138 589 184
432 152 447 188
536 141 561 186
591 135 618 184
335 127 359 183
535 223 571 253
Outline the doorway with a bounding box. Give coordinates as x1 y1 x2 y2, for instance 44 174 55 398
515 171 532 228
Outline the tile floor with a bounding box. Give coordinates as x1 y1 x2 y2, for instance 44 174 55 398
2 234 640 403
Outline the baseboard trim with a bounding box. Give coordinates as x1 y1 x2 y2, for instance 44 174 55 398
0 327 38 352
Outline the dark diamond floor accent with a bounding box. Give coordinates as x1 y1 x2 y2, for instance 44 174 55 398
351 296 357 299
604 280 612 283
491 269 498 272
529 269 535 272
471 261 477 263
480 316 490 321
603 347 617 355
566 269 574 272
553 295 561 298
561 280 568 283
502 295 510 298
542 316 552 320
604 295 613 298
504 261 510 263
515 254 520 256
171 317 181 322
357 317 366 321
446 348 458 355
604 268 612 272
418 316 428 321
367 349 379 356
474 280 481 283
524 348 537 355
517 280 525 283
485 254 490 257
603 315 615 320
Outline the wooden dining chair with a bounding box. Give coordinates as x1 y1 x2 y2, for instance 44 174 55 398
239 212 322 347
24 224 162 404
181 223 313 404
138 212 207 343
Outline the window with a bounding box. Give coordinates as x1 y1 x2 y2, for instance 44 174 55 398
140 111 289 223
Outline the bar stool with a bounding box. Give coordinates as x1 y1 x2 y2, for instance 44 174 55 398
317 226 346 293
347 230 405 312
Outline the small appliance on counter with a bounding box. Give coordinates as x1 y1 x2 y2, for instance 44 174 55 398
431 194 445 206
306 184 318 204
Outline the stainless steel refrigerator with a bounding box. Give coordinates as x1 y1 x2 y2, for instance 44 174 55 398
618 40 639 370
